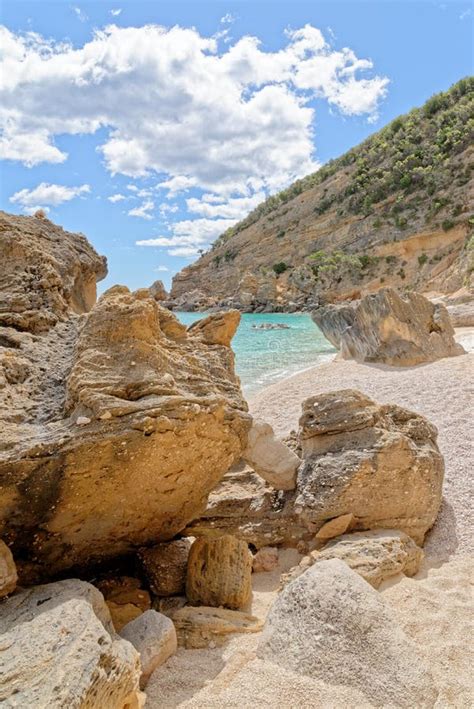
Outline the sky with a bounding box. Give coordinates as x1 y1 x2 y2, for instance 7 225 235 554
1 1 472 292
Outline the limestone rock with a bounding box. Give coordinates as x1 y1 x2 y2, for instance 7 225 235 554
297 389 444 544
282 530 423 589
252 546 279 573
446 299 474 327
312 288 465 366
186 535 252 610
96 576 151 613
187 309 241 346
314 513 354 541
0 215 251 581
0 598 142 708
0 539 17 597
120 609 177 688
107 601 145 632
139 539 192 597
0 210 106 333
172 606 263 649
258 559 437 707
243 419 300 490
316 530 424 587
149 279 168 301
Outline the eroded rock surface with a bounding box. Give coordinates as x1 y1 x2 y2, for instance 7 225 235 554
312 288 465 366
258 559 437 708
243 419 300 490
0 213 251 582
139 539 192 597
0 539 17 598
120 609 177 688
172 606 263 649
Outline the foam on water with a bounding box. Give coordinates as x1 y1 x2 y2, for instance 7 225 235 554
177 312 336 396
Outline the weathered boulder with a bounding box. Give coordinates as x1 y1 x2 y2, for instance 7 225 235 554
297 389 444 545
0 539 17 597
0 213 251 581
0 579 143 707
314 512 354 542
243 420 300 490
258 559 437 707
149 279 168 301
312 288 465 365
120 610 177 688
252 546 279 573
282 530 423 589
446 300 474 327
138 539 192 597
187 309 241 347
186 535 252 610
172 606 262 649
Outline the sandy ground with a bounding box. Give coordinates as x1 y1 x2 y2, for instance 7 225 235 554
147 329 473 708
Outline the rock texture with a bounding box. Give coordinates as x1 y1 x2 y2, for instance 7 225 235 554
283 530 424 589
0 212 251 581
258 559 437 708
252 546 279 573
172 606 263 649
0 539 17 597
149 279 168 301
312 288 465 366
0 579 143 707
297 390 444 545
243 420 300 490
139 539 192 597
120 610 177 688
186 535 253 610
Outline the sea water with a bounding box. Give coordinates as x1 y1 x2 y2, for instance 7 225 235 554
177 312 336 397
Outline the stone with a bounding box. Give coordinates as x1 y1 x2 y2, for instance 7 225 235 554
316 530 424 587
0 598 143 708
96 576 151 613
252 546 279 573
138 538 192 597
186 535 252 610
149 279 168 301
296 389 444 545
446 300 474 327
258 559 437 707
187 309 241 346
312 288 465 366
0 539 17 598
0 213 251 581
120 610 177 688
172 606 263 649
282 530 423 589
243 419 300 490
314 513 354 541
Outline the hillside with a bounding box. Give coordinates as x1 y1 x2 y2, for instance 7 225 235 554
171 78 474 311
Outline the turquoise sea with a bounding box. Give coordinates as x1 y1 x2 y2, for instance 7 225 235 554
177 312 336 397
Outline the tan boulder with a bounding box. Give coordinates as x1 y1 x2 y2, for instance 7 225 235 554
258 559 437 707
0 214 251 581
107 601 145 632
138 538 192 597
297 389 444 544
172 606 263 649
149 279 168 301
96 576 151 632
186 535 252 610
187 309 241 346
314 513 354 542
252 546 279 573
243 419 300 490
120 609 177 688
312 288 465 366
0 539 17 597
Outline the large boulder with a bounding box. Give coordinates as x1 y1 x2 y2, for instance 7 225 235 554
120 610 177 688
0 579 143 707
0 539 17 597
172 606 262 649
297 389 444 545
243 419 300 490
186 535 252 610
258 559 437 707
0 213 251 582
138 539 192 597
312 288 465 365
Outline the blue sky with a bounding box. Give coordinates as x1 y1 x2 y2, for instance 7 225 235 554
1 1 472 292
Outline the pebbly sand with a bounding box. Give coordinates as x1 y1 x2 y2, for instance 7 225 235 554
147 329 473 708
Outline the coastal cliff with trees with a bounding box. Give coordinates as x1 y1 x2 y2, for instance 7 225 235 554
171 78 474 311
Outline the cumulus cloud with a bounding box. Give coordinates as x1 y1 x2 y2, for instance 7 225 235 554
136 217 235 255
10 182 90 213
108 193 126 202
0 21 388 253
72 6 88 23
110 8 122 17
128 199 154 219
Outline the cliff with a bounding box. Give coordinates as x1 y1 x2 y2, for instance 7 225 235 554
171 78 474 311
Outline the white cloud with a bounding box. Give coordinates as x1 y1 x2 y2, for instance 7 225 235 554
10 182 90 212
158 176 197 197
220 13 235 24
73 6 88 23
108 193 126 202
154 265 169 272
136 217 236 255
159 202 179 216
110 8 122 17
128 199 154 219
186 192 265 219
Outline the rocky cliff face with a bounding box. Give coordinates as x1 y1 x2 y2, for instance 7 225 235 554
0 212 250 582
171 79 474 311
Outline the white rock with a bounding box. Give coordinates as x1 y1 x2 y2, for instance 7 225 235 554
243 419 300 490
76 415 91 425
120 609 177 688
252 546 279 573
258 558 437 707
